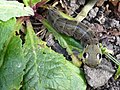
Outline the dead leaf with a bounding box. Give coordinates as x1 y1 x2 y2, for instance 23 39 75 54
96 0 104 6
109 0 119 6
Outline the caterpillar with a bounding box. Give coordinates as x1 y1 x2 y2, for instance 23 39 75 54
47 9 102 67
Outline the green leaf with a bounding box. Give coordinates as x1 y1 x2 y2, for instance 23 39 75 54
114 65 120 80
23 0 41 6
22 21 86 90
42 19 83 67
23 0 49 6
0 36 26 90
31 0 41 5
0 18 16 67
0 1 34 21
23 0 38 6
61 34 83 53
0 18 16 51
58 10 75 20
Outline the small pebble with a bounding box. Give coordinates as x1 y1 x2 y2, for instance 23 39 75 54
88 7 99 19
84 58 115 89
104 18 119 29
110 19 119 27
116 36 120 46
108 36 116 43
116 54 120 61
107 43 114 52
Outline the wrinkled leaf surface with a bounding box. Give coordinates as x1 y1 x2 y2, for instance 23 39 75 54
0 18 16 67
22 21 86 90
0 36 26 90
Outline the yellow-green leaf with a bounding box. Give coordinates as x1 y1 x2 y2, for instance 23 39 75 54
22 21 86 90
0 36 26 90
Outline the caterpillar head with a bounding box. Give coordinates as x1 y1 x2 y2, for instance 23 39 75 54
82 44 102 67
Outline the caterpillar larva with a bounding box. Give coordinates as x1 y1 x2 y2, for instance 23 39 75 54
47 9 102 67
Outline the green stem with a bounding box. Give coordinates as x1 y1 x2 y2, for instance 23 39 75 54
105 52 120 66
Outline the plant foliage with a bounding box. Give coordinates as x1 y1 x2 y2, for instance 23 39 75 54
0 1 34 21
0 1 87 90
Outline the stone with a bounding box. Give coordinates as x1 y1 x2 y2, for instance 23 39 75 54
116 54 120 61
89 7 99 19
116 36 120 46
84 58 115 89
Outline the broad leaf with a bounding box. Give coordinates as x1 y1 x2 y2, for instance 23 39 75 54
22 21 86 90
0 18 16 67
0 1 34 21
0 36 26 90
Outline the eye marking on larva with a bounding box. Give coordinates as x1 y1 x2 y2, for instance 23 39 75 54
47 9 102 67
96 53 102 60
83 52 89 59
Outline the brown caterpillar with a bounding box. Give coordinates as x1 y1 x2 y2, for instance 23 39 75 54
47 9 102 67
